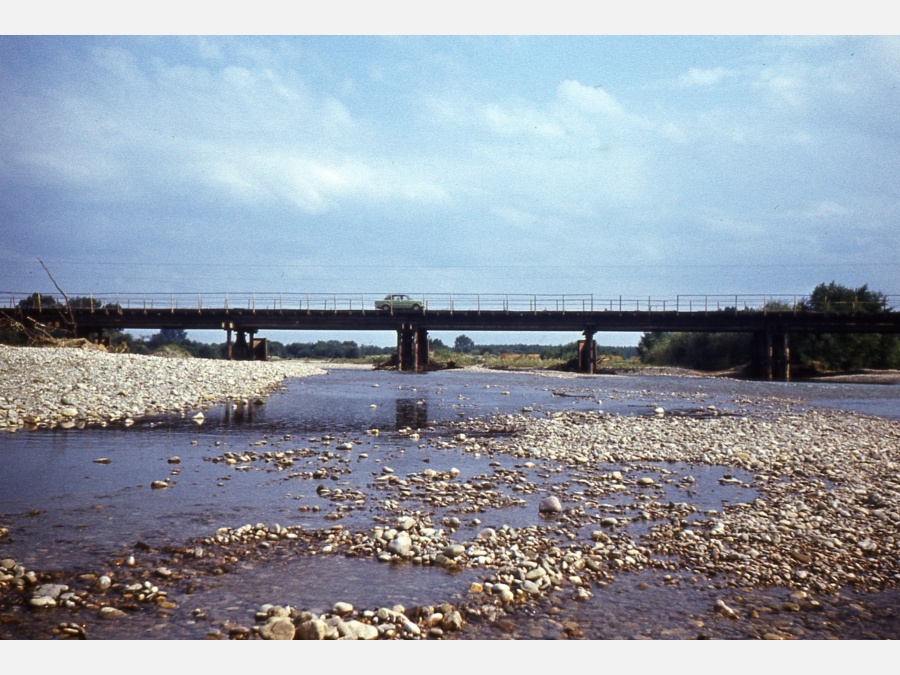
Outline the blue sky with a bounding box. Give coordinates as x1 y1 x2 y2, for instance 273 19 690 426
2 28 899 346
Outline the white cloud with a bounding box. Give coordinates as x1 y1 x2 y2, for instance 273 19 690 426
799 201 851 219
482 103 564 138
490 206 540 229
759 70 808 107
201 151 448 213
556 80 627 118
678 67 728 87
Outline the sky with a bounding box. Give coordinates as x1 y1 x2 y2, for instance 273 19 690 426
2 18 899 347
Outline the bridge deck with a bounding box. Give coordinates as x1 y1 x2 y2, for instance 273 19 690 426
5 292 898 379
9 305 900 334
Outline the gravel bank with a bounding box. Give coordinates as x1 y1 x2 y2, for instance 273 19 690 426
0 345 327 431
447 405 900 594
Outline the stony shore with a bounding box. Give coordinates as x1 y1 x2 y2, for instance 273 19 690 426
0 344 326 431
1 346 898 639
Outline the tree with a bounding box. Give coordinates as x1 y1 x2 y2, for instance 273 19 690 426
145 328 189 351
160 328 189 343
803 282 887 314
794 282 898 371
639 282 899 373
17 293 58 310
637 332 751 371
454 334 476 353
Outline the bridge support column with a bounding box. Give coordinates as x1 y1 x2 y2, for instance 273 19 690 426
415 328 429 372
753 330 790 381
231 329 255 361
773 331 790 382
397 325 429 372
578 330 596 373
224 324 233 360
397 325 415 371
752 331 772 380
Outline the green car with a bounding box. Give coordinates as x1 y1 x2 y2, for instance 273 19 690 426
374 294 425 311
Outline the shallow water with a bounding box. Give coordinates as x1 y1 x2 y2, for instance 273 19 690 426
1 368 898 639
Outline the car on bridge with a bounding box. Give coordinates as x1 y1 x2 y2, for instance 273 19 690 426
374 294 425 312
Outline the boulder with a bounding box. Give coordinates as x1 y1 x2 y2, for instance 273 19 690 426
539 495 562 514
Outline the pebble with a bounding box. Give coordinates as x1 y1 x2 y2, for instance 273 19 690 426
99 606 127 619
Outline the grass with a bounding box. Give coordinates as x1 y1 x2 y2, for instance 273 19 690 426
311 352 649 373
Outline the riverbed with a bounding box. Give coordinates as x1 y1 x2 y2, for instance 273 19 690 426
1 356 898 640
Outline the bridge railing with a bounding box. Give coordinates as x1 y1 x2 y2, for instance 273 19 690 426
2 292 898 314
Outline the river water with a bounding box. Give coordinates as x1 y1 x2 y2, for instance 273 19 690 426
1 367 898 639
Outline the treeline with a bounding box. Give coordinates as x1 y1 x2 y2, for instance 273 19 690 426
125 331 395 360
1 301 637 361
129 334 637 362
638 282 900 373
436 335 637 361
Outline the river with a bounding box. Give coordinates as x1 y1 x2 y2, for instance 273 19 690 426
1 367 898 640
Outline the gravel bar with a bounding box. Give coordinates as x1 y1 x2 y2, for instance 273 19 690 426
0 344 326 431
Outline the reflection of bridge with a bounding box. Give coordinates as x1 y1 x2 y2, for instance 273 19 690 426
6 292 900 380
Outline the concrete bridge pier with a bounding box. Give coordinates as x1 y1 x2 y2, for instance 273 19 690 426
773 331 790 382
753 330 791 381
397 325 429 372
578 329 597 373
224 323 233 359
228 327 258 361
415 327 429 372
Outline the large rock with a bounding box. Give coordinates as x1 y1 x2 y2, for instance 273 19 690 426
259 617 296 640
346 620 379 640
441 610 464 632
30 583 68 607
387 531 412 556
539 495 562 514
442 544 466 559
296 618 327 640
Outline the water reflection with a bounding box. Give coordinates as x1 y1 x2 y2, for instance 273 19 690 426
221 400 256 426
395 397 428 430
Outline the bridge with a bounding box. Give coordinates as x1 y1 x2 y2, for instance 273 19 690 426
5 292 900 381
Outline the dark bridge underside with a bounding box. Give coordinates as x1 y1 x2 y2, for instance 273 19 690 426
21 306 898 334
13 306 900 380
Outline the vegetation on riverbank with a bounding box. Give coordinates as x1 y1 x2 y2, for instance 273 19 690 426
638 282 900 374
